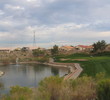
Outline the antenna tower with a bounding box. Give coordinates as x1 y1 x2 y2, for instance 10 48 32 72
33 30 36 47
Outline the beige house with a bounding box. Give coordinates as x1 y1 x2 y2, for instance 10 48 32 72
105 44 110 51
0 48 10 53
75 45 93 51
59 46 77 54
59 46 75 51
14 47 21 51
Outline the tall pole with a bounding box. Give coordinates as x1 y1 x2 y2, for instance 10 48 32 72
33 30 36 47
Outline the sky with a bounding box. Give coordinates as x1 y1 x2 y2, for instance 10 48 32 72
0 0 110 48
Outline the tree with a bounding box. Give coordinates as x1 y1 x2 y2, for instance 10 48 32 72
92 40 107 53
33 48 45 57
2 86 33 100
51 45 59 55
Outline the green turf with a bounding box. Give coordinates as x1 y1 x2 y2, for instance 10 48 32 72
54 53 110 77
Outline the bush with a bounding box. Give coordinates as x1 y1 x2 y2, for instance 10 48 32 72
37 57 49 63
2 76 110 100
97 79 110 100
9 57 16 63
1 58 10 65
33 49 45 57
33 56 49 63
38 76 63 100
61 76 96 100
94 51 110 56
2 86 33 100
37 76 96 100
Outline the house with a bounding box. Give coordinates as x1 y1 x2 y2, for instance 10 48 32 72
105 44 110 51
0 48 10 53
59 46 75 51
14 47 21 51
75 45 93 51
21 47 30 51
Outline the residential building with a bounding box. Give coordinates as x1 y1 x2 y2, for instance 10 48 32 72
0 48 10 53
21 47 30 51
105 44 110 51
59 46 75 51
76 45 93 51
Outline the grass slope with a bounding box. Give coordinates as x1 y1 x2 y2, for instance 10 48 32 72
55 53 110 77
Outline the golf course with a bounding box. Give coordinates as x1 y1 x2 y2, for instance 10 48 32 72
55 53 110 77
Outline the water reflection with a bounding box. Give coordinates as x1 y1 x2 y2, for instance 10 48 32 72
0 64 68 94
0 81 4 96
51 67 59 76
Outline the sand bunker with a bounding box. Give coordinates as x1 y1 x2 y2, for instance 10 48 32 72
60 59 88 61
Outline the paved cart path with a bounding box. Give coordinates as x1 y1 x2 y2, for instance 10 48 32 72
44 62 83 80
64 63 83 80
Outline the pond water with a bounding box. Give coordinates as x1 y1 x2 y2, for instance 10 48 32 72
0 64 68 94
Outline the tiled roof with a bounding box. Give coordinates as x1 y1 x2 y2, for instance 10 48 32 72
29 47 39 50
61 46 75 49
77 45 93 48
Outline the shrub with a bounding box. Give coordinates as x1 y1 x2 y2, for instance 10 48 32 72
37 57 49 63
38 76 63 100
97 79 110 100
2 76 110 100
94 51 110 56
1 58 10 65
33 49 45 57
66 76 96 100
37 76 96 100
2 86 33 100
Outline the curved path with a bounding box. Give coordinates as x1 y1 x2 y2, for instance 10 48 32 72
64 63 83 80
44 62 83 80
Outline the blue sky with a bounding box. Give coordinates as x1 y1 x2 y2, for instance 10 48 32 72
0 0 110 48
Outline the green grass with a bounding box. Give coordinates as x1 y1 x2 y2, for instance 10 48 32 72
54 53 110 77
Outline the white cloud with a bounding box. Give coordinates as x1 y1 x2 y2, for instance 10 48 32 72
27 0 36 2
5 4 24 10
96 31 110 37
0 20 13 27
22 23 110 43
0 10 5 15
0 0 110 47
46 0 56 3
26 0 41 7
0 32 9 37
0 22 110 47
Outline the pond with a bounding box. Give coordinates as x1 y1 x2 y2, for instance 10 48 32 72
0 64 68 95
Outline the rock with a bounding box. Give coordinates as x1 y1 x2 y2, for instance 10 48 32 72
0 71 4 77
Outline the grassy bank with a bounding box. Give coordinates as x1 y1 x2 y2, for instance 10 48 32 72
54 53 110 77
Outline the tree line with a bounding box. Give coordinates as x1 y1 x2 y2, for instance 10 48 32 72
51 40 109 55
